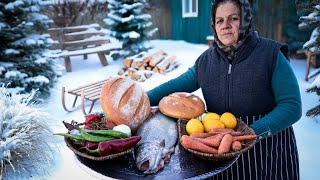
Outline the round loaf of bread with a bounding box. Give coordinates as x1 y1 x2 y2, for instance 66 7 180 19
159 92 205 119
100 77 151 131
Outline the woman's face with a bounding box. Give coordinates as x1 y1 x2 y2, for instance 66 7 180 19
214 2 240 46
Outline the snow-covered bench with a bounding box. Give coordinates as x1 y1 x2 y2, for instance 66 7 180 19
49 24 122 72
59 41 122 72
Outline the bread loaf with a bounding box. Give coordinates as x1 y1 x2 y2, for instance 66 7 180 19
100 77 151 131
159 92 205 119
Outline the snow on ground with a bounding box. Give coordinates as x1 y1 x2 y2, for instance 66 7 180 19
34 40 319 180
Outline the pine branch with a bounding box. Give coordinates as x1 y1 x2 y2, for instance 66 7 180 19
306 86 318 93
296 1 320 12
306 104 320 117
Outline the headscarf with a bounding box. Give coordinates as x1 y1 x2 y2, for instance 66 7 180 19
211 0 254 60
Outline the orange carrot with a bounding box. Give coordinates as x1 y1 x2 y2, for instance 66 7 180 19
190 132 212 138
230 131 243 136
231 141 242 151
210 128 234 134
232 135 257 142
195 133 225 148
181 135 218 154
218 134 233 154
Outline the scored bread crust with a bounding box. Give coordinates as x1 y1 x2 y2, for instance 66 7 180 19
100 77 150 131
159 92 205 119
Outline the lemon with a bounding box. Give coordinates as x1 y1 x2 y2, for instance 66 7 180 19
220 112 237 129
202 119 225 132
186 118 204 135
202 112 220 122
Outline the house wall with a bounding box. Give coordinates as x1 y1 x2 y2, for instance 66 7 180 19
147 0 171 39
147 0 307 52
251 0 310 53
170 0 212 44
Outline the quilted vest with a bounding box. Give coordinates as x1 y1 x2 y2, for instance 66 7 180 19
195 31 288 118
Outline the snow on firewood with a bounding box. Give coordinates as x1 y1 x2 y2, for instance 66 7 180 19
119 49 179 82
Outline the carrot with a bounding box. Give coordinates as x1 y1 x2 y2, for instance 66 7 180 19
231 141 242 151
191 130 242 139
195 133 225 148
232 135 257 142
181 135 218 154
230 131 243 136
190 132 212 138
210 128 234 134
218 134 233 154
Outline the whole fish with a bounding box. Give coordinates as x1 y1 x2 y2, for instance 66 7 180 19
135 112 178 174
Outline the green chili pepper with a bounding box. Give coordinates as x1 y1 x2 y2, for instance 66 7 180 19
54 133 85 142
86 129 129 138
78 128 114 142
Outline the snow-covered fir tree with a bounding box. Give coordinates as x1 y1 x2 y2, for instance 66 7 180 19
104 0 158 57
298 1 320 117
306 76 320 117
0 86 55 178
0 0 57 96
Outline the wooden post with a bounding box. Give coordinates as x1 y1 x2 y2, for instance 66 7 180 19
64 56 72 72
97 52 108 66
275 22 283 42
305 51 312 81
83 46 88 60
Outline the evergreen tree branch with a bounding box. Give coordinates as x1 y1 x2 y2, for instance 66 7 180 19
306 104 320 117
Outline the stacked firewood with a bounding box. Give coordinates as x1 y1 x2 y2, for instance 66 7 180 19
118 50 179 82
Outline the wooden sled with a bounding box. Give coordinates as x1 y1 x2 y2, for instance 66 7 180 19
61 79 108 115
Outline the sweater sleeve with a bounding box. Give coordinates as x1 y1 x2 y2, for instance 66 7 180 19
147 66 199 106
250 52 302 139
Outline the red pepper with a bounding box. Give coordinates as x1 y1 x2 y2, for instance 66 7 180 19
86 136 141 156
84 113 104 130
83 141 99 150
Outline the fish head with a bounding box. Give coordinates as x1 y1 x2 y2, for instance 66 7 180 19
135 139 166 174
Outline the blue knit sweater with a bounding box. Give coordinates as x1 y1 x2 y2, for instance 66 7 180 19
147 52 301 138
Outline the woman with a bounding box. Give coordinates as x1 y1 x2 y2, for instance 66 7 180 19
147 0 301 179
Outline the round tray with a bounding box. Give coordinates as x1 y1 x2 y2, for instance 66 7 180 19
65 137 133 161
76 143 239 179
178 119 256 162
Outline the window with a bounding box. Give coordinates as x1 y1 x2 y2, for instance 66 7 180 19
182 0 198 18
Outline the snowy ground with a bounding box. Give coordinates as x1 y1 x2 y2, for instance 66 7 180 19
26 40 319 180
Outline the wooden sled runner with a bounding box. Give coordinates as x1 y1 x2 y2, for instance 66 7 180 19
61 79 108 115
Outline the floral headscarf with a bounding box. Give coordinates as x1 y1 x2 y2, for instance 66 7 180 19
211 0 254 60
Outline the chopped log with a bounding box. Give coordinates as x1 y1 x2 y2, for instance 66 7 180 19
131 61 143 69
165 61 180 73
127 68 136 76
146 67 152 70
124 58 133 68
127 68 141 81
143 62 149 67
139 65 146 70
143 56 151 64
149 54 166 67
144 50 165 65
152 67 160 73
157 55 176 71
